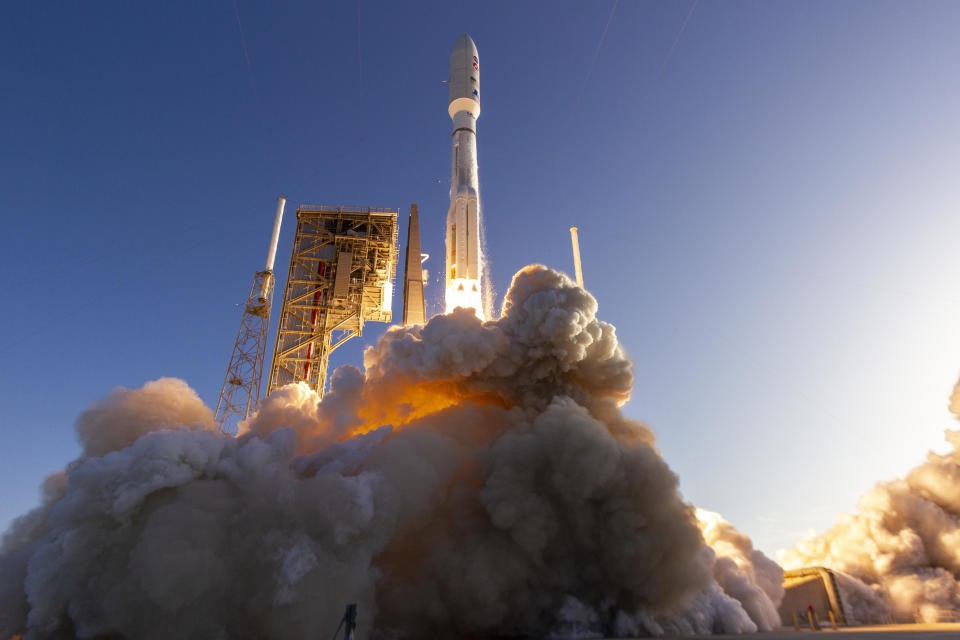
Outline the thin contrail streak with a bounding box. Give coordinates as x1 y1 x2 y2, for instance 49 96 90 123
233 0 256 92
356 0 364 95
657 0 699 80
574 0 620 114
356 0 367 141
229 2 279 173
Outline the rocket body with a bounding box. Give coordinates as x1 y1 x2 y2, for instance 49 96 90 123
445 34 484 319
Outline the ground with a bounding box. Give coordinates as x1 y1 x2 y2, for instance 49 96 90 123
607 623 960 640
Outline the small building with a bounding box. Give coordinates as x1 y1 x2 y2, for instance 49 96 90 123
778 567 847 627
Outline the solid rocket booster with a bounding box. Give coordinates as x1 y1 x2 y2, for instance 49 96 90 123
445 34 484 319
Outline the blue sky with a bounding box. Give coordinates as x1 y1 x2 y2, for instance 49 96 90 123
2 0 960 556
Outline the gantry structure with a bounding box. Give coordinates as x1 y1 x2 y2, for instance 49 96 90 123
267 205 398 397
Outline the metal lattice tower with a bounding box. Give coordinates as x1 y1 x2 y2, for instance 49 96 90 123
268 205 398 397
215 271 275 434
215 197 286 434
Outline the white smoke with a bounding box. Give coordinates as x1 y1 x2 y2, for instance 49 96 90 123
779 378 960 624
76 377 216 457
2 265 780 638
696 509 784 631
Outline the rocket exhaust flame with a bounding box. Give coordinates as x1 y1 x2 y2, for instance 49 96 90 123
444 277 483 318
0 265 782 639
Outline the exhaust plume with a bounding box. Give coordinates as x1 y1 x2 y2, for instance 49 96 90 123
696 509 784 631
779 377 960 623
2 265 778 639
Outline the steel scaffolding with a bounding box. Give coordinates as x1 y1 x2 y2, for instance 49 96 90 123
267 205 398 397
215 269 275 434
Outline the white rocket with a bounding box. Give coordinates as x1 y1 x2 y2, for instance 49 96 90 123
445 34 485 319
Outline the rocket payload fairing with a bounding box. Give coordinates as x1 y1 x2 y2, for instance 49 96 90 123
445 34 485 319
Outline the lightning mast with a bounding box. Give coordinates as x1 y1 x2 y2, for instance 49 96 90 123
215 196 286 434
402 204 426 325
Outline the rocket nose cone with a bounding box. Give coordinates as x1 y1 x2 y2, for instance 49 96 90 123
451 33 477 56
454 33 474 46
448 33 480 117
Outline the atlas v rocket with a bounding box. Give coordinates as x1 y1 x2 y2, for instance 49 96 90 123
445 34 485 319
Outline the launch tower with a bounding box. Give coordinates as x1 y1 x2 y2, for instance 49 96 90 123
267 205 398 397
215 197 286 434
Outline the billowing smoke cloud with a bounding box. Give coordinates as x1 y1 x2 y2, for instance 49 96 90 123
2 265 778 639
780 380 960 623
75 377 216 457
696 510 784 631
